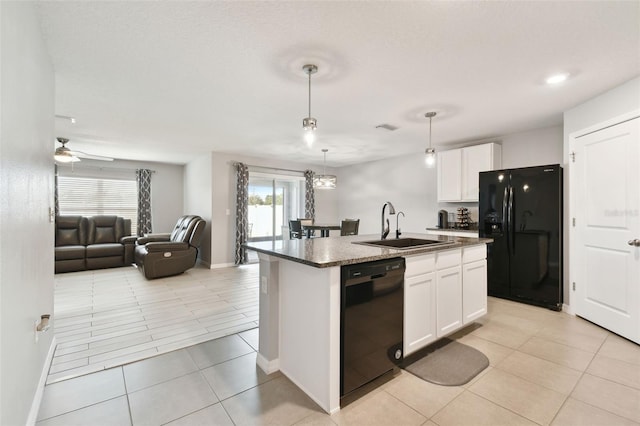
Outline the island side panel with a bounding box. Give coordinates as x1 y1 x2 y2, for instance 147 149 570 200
257 253 280 373
279 260 341 414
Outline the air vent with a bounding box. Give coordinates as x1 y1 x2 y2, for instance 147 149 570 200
375 124 398 131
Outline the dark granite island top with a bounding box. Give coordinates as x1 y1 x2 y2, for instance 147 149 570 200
244 232 491 268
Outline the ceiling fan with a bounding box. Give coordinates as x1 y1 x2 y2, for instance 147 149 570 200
54 137 114 162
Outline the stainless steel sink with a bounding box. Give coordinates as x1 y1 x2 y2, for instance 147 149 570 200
353 237 455 250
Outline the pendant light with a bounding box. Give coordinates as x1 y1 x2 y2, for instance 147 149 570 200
424 112 437 168
313 149 337 189
302 64 318 147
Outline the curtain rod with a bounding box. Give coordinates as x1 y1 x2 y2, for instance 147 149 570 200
56 164 156 173
233 162 309 175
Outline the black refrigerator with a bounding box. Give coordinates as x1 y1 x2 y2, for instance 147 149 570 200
479 164 563 310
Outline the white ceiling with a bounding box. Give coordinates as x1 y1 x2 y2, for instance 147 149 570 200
38 1 640 167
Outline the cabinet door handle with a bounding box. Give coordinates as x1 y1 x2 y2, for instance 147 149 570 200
628 239 640 247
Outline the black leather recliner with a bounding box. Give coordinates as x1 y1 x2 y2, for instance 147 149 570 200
86 216 135 270
134 215 206 279
55 216 89 273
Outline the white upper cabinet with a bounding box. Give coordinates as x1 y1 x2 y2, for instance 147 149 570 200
437 149 462 202
437 143 502 202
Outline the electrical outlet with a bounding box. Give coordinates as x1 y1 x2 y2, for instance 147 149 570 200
261 276 268 294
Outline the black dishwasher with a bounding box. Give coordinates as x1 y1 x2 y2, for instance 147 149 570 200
341 257 404 402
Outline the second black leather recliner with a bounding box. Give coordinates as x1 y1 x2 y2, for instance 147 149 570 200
134 215 206 279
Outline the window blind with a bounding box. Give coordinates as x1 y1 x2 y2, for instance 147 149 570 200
58 176 138 235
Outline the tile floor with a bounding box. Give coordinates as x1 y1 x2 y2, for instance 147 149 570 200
38 293 640 425
49 264 259 384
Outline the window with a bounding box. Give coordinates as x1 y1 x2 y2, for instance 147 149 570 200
58 176 138 235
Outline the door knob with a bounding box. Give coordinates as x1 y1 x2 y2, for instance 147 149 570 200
628 239 640 247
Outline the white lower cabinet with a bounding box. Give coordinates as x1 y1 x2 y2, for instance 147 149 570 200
404 244 487 356
436 266 462 337
462 244 488 324
404 273 436 355
463 260 487 324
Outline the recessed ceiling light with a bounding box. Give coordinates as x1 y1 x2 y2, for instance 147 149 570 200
545 73 570 85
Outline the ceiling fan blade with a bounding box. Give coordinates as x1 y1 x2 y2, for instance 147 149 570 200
71 150 114 162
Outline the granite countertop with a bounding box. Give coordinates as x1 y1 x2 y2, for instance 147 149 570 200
244 232 491 268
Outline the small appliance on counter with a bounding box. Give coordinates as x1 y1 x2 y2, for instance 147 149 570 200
456 207 471 229
437 210 448 229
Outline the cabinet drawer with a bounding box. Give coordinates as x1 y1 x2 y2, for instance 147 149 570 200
405 253 436 277
436 248 461 270
463 245 486 263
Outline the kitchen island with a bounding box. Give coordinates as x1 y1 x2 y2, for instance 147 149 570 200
244 233 491 414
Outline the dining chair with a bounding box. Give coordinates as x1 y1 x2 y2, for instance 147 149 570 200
340 219 360 236
289 220 303 239
298 217 315 238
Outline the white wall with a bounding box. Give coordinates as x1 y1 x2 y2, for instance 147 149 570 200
500 125 563 169
183 152 339 267
184 153 213 266
0 3 55 424
337 154 436 236
57 159 184 234
564 76 640 142
562 75 640 308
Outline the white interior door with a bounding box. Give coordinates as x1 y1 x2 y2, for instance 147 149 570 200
571 116 640 344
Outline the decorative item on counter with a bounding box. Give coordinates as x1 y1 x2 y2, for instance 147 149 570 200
456 207 471 229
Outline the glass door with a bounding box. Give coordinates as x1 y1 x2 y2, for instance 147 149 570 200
247 173 305 246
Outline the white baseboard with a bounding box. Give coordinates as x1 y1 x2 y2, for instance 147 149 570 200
210 262 235 269
256 352 279 375
26 336 56 426
562 303 574 315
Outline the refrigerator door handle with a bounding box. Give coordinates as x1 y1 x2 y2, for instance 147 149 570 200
503 186 509 244
508 186 515 254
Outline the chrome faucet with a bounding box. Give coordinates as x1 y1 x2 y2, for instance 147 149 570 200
396 211 405 239
381 201 396 240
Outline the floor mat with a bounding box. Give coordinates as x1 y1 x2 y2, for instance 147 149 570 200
404 338 489 386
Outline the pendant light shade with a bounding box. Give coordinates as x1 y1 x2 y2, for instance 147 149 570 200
302 64 318 147
424 112 437 168
314 149 337 189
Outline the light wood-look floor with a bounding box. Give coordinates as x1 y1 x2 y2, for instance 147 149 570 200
49 264 259 384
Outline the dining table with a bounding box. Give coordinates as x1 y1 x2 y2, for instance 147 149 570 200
301 223 341 238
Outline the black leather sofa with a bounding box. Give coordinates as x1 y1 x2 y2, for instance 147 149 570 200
55 215 137 273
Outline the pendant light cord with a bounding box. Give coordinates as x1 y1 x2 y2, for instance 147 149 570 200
323 150 327 174
429 116 432 149
308 71 312 117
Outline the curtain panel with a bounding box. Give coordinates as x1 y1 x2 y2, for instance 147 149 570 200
304 170 315 219
235 162 249 265
136 169 153 236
